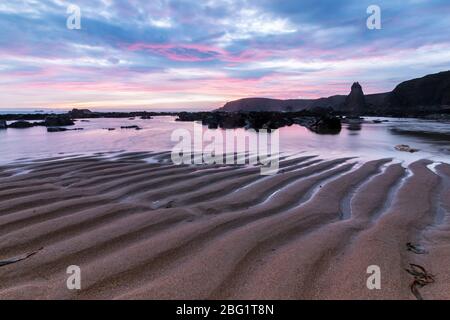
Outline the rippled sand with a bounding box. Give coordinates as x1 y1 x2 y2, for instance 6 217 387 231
0 152 449 300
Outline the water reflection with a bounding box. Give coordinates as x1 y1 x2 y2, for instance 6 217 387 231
0 116 449 165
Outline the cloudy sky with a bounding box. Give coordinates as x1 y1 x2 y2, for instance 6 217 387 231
1 0 450 110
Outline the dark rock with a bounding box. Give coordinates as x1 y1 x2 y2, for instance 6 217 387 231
177 112 341 131
220 113 246 129
47 127 69 132
44 115 75 127
177 112 295 131
0 120 6 129
121 125 141 130
244 112 292 131
140 114 153 120
47 127 84 133
295 116 342 134
342 82 366 116
68 108 93 118
201 114 220 129
176 112 201 122
8 121 35 129
314 116 342 134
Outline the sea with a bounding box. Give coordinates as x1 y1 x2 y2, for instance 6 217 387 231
0 113 449 166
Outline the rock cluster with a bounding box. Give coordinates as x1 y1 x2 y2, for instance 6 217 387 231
7 114 75 129
8 121 36 129
177 112 294 131
44 115 75 127
176 111 341 134
68 108 93 118
294 116 342 134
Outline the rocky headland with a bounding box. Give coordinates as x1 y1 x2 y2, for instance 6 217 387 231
219 70 450 118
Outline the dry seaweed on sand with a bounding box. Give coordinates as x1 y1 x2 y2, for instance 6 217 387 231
406 242 429 254
0 248 43 267
405 264 435 300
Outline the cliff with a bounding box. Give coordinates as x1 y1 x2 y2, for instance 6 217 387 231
218 70 450 116
387 70 450 113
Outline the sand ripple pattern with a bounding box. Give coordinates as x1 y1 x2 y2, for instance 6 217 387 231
0 152 449 300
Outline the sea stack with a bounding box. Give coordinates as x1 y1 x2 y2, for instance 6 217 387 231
343 82 366 116
0 120 6 129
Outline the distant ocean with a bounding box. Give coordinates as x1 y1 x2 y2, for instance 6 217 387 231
0 107 207 114
0 108 67 115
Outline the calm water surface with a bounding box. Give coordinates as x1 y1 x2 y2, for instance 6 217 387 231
0 116 449 165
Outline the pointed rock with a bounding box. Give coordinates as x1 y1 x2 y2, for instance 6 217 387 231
343 82 366 116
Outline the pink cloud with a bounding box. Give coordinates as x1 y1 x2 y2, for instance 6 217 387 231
124 42 274 63
126 43 224 62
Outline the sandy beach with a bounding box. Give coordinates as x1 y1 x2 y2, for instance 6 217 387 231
0 152 448 300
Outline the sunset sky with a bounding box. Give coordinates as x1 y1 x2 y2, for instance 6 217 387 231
1 0 450 110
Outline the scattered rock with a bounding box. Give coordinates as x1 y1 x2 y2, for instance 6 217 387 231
295 116 342 134
47 127 84 133
44 115 75 127
47 127 68 132
8 121 35 129
121 125 142 130
395 144 420 153
177 111 296 131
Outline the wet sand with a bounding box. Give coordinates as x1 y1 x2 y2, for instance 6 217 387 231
0 152 449 300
